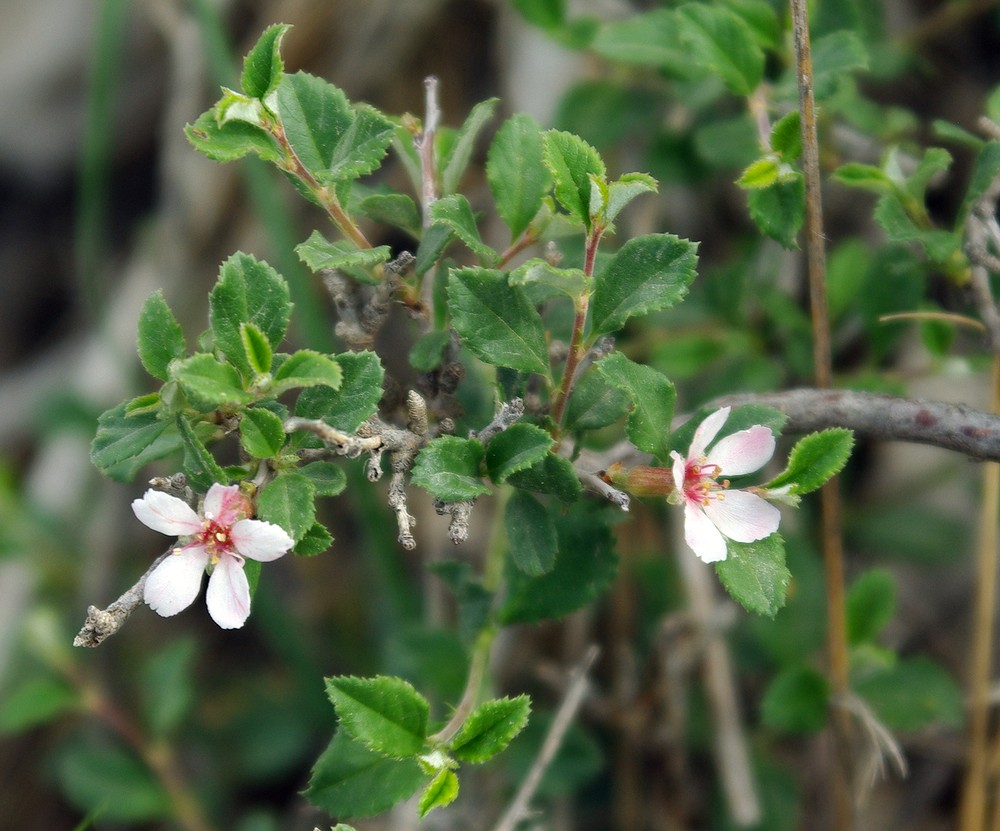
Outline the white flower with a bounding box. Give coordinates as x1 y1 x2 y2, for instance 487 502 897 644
133 483 293 629
670 407 780 563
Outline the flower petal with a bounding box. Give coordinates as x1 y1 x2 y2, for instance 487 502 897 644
670 451 687 493
132 490 202 537
143 547 209 616
205 556 251 629
688 407 730 459
707 426 775 476
702 490 780 543
231 519 294 562
204 483 251 526
683 502 729 563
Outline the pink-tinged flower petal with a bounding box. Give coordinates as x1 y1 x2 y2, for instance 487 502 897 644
707 426 775 477
132 490 202 537
688 407 730 459
684 503 729 563
670 451 688 493
231 519 294 562
702 490 780 543
205 556 251 629
143 546 210 616
203 484 251 526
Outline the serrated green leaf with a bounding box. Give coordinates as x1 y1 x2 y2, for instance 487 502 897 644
485 424 554 484
737 157 780 189
512 0 564 29
240 322 272 376
603 172 658 224
505 453 581 503
715 534 789 617
272 350 343 395
832 162 895 194
747 176 805 249
409 330 451 372
300 461 348 497
137 290 186 381
172 353 252 408
447 268 550 375
209 253 292 377
676 3 764 96
846 568 896 645
589 233 698 337
770 111 802 160
91 403 180 482
563 367 631 432
276 71 353 174
295 230 391 281
441 97 498 195
542 130 606 229
591 9 690 73
411 437 490 501
811 30 868 99
323 104 396 183
959 140 1000 224
429 194 498 263
450 695 531 763
184 110 281 163
294 350 384 431
761 666 829 734
418 769 459 818
504 491 557 576
241 22 291 99
509 258 589 301
325 675 430 758
595 352 675 460
501 505 617 623
294 521 335 556
0 676 78 733
305 729 425 818
853 657 962 731
257 471 316 542
239 407 286 458
358 192 421 237
765 428 853 495
487 114 551 240
415 221 454 277
176 415 228 490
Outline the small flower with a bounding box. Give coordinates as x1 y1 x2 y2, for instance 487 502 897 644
133 483 294 629
670 407 780 563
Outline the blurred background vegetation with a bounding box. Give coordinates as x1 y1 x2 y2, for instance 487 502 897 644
3 1 1000 829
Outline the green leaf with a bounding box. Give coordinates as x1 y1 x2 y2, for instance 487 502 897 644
56 742 170 822
511 0 564 28
504 491 558 576
409 330 451 372
172 353 252 408
747 176 805 249
257 471 316 543
715 535 789 617
447 268 550 375
761 666 829 734
676 2 764 96
564 367 631 432
294 521 335 556
240 322 273 375
846 569 896 645
765 429 854 495
91 402 179 482
832 162 895 195
184 110 281 163
240 407 287 458
294 350 384 431
770 111 802 160
300 461 348 497
418 769 459 818
542 130 606 229
603 172 658 224
295 230 391 281
509 258 589 301
415 221 454 276
505 453 581 503
737 157 781 189
325 675 430 758
275 71 352 173
589 233 698 337
324 104 397 183
441 97 498 195
502 505 617 623
140 638 196 738
595 353 675 461
272 350 343 395
411 437 490 501
305 729 426 819
429 194 498 263
591 9 690 73
485 423 554 483
176 415 228 490
358 193 421 237
241 22 291 99
209 252 292 377
853 657 962 732
959 141 1000 223
450 695 531 763
137 290 186 381
487 114 551 240
0 676 78 733
811 30 868 99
